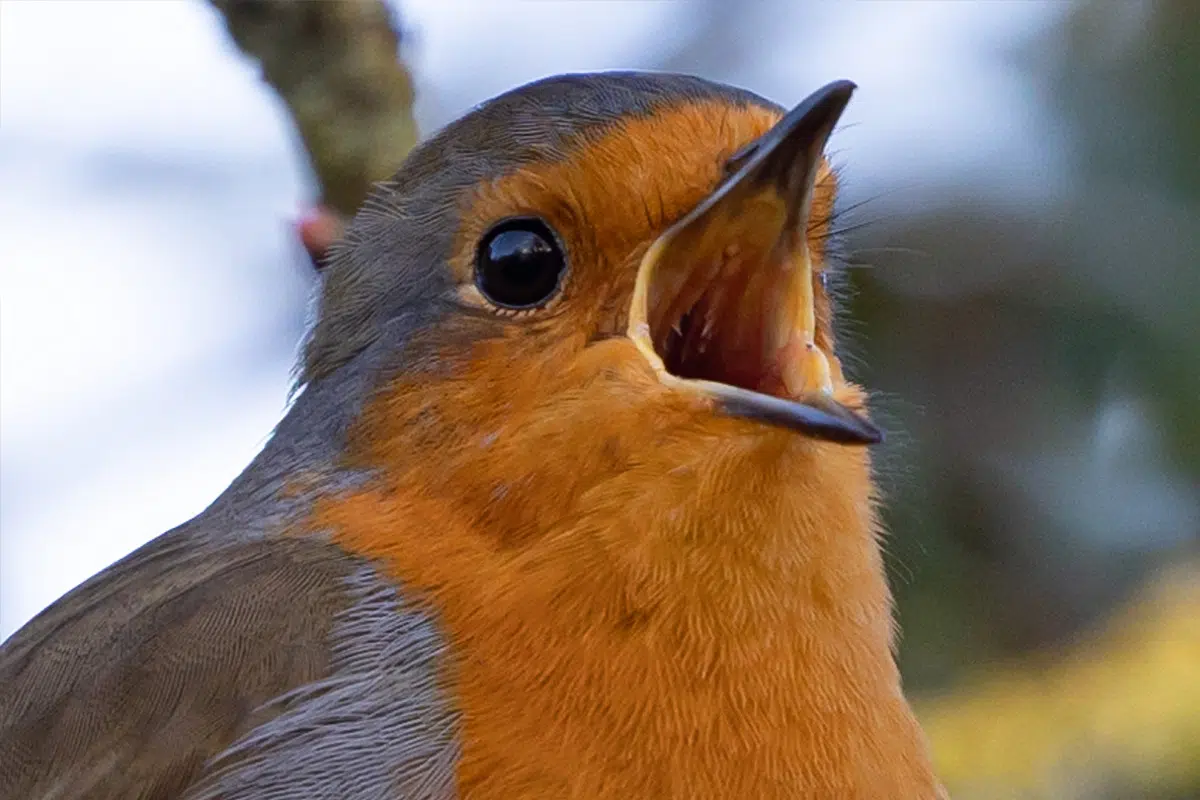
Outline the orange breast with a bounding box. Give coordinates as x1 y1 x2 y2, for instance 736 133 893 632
312 362 940 799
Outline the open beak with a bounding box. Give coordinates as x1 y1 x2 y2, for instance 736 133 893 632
627 80 881 445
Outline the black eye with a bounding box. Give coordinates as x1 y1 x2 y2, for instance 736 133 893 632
475 217 567 310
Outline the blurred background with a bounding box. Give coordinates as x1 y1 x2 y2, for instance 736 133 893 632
1 1 1197 797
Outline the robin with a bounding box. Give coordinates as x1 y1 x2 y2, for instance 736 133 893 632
0 72 942 799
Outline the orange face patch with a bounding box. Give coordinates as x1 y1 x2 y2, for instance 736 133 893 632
446 99 839 348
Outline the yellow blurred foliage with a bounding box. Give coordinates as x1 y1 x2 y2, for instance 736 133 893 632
917 560 1200 799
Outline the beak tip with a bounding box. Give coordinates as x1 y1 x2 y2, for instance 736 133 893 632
811 406 885 446
812 395 885 446
814 79 857 120
858 420 886 446
828 78 858 96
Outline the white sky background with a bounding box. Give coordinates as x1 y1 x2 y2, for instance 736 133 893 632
0 0 1066 640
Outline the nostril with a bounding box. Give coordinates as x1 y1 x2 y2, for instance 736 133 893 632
723 141 759 175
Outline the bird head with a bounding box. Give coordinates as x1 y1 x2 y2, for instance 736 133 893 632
301 73 876 543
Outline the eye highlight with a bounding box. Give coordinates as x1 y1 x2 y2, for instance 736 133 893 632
474 217 567 311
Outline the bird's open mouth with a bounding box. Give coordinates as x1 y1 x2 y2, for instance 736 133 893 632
627 81 882 445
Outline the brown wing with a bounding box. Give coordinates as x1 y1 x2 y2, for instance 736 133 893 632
0 528 361 799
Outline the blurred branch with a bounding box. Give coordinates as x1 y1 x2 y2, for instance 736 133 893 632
916 559 1200 799
208 0 418 220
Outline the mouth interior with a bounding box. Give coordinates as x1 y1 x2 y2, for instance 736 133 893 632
645 221 816 401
